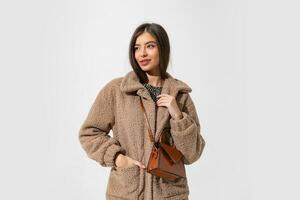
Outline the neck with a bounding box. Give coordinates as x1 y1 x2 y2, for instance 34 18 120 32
146 74 164 87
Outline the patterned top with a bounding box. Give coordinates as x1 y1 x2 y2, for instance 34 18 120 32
142 83 162 102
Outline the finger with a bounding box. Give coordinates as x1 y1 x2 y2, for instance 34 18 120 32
157 97 168 102
157 100 168 105
159 94 172 98
158 96 171 101
156 100 165 105
157 103 167 107
157 94 167 98
158 99 168 102
133 160 146 169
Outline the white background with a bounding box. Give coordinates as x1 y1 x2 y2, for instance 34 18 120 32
0 0 299 199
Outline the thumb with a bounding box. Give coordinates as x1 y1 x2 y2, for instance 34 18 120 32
133 160 146 169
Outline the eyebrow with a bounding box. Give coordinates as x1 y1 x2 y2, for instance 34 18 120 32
134 41 157 46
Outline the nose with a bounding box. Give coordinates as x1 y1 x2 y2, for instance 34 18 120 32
141 47 147 57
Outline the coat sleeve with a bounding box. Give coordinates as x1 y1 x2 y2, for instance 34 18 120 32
169 93 206 165
79 80 125 167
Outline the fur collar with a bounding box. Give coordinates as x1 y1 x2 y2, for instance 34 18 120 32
120 70 192 97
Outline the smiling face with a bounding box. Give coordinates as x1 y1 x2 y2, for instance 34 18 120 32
134 32 160 74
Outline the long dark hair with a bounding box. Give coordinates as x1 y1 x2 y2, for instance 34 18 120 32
129 23 170 83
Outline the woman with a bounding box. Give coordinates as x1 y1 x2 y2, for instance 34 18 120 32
79 22 206 200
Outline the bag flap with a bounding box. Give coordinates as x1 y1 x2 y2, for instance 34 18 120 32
160 143 183 163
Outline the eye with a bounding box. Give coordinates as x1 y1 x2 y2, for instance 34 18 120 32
147 44 155 48
134 46 139 51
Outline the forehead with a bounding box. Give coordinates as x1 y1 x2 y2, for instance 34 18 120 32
135 32 157 45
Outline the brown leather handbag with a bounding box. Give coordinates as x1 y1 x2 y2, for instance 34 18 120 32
139 97 186 182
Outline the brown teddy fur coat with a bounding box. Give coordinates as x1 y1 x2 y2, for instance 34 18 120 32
79 70 206 200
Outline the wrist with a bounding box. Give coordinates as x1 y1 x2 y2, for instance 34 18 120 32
172 112 183 120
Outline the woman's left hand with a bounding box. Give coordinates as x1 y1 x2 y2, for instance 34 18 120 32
157 94 183 120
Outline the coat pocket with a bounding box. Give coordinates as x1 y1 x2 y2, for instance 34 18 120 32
107 165 140 198
160 177 189 198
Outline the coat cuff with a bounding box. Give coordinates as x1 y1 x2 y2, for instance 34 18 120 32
103 143 126 167
170 112 194 132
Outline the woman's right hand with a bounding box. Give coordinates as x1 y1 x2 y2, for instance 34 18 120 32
115 154 146 169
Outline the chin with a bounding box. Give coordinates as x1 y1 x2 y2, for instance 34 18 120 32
140 65 153 72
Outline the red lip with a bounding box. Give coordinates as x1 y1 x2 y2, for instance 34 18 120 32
140 59 151 62
140 59 151 66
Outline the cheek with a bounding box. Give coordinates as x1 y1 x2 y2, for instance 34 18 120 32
134 51 139 60
150 49 159 60
153 51 159 62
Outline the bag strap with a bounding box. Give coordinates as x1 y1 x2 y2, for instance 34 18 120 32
139 97 155 143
